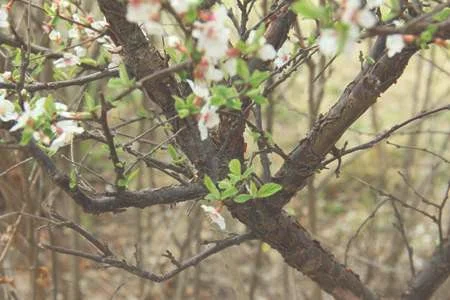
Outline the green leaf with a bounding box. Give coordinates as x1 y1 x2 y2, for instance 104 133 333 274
229 159 241 176
236 58 250 81
117 178 128 188
84 93 96 111
249 70 270 87
20 127 34 145
433 7 450 22
221 187 239 199
118 63 129 82
292 0 327 20
204 175 220 198
242 167 254 178
234 194 253 203
252 95 269 105
249 181 258 197
80 57 98 66
69 169 77 190
257 183 282 198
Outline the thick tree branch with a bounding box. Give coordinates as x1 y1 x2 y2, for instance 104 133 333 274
27 142 206 213
402 240 450 300
96 0 220 176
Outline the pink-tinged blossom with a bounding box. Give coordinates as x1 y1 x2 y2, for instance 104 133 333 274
0 96 17 122
54 53 80 68
194 57 223 82
201 205 226 230
192 6 230 60
126 0 164 35
0 7 9 28
49 120 84 151
247 30 277 61
341 0 377 28
198 104 220 141
386 34 405 57
274 45 291 68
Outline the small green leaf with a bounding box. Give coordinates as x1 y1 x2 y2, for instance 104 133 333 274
118 63 130 82
236 58 250 81
257 183 282 198
69 169 77 190
292 0 327 20
242 167 254 178
234 194 253 203
204 175 220 198
221 187 239 199
433 7 450 22
249 181 258 197
249 70 270 87
229 159 241 176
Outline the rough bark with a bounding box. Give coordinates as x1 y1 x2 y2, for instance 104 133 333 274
402 240 450 300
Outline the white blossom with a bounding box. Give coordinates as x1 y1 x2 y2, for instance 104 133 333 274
198 104 220 141
201 205 226 230
170 0 197 14
74 46 87 57
9 100 45 132
386 34 405 57
258 44 277 61
223 58 237 77
187 79 210 99
367 0 383 9
54 53 80 68
318 29 339 56
274 45 291 68
0 96 17 122
356 9 377 28
126 0 164 35
49 120 84 151
192 6 230 60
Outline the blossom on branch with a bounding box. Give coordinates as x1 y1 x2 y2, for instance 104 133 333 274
198 103 219 141
54 53 81 68
0 96 17 122
126 0 164 35
192 6 230 61
201 205 226 230
49 120 84 151
386 34 405 57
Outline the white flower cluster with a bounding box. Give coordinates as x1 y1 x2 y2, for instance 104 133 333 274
125 2 282 141
43 1 121 69
318 0 386 57
0 94 84 151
